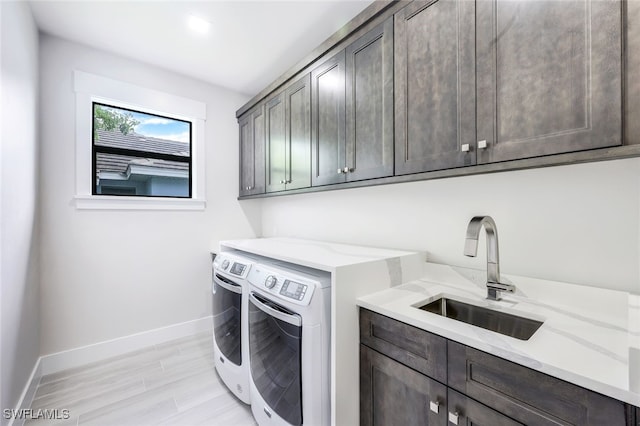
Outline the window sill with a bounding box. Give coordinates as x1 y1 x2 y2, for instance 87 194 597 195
74 195 206 211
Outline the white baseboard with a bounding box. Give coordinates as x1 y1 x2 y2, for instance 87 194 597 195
39 316 213 376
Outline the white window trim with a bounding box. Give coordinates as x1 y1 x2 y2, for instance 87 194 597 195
74 70 206 210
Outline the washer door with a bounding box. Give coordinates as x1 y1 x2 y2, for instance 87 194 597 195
249 292 303 426
212 272 242 366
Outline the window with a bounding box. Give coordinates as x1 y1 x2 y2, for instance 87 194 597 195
92 103 192 198
74 71 206 210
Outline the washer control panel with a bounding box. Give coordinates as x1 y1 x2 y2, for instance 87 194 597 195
249 265 316 306
213 254 251 280
279 280 308 301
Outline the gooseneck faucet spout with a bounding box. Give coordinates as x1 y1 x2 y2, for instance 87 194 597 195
464 216 515 301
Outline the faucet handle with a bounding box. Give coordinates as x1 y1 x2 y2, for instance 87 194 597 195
486 282 515 301
488 282 515 293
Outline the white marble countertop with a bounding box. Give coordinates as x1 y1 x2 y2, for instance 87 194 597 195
357 263 640 407
219 237 423 272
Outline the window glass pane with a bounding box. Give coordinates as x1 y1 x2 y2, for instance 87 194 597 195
95 152 189 197
92 103 191 198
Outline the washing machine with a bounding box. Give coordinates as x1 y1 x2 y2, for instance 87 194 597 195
246 259 332 426
212 250 260 404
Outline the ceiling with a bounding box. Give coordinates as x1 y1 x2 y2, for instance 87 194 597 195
28 0 373 97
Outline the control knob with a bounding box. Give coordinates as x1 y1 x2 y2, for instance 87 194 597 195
221 260 230 270
265 275 277 289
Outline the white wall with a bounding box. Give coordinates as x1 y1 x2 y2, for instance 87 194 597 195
262 159 640 294
1 1 41 419
39 35 262 355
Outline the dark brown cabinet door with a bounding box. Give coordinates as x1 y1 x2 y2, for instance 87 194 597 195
345 17 394 182
394 0 476 175
312 18 394 187
448 341 628 425
285 73 311 191
311 51 346 186
447 389 523 426
238 104 265 197
360 345 447 426
476 0 622 163
265 92 286 193
266 74 311 193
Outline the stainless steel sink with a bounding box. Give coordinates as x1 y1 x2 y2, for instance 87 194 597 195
418 297 543 341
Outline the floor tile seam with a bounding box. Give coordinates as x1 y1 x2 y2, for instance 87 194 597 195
142 368 217 394
75 386 158 424
32 375 148 408
33 380 144 416
34 367 161 402
39 356 169 388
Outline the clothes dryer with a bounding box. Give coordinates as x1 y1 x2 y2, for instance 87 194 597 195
246 260 331 426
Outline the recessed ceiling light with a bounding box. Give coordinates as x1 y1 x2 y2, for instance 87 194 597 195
187 15 211 35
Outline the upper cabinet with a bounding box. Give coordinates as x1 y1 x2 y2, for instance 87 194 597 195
238 104 265 197
395 0 622 175
265 74 312 193
476 0 622 163
312 17 394 186
345 17 394 182
394 0 476 175
237 0 630 198
311 51 346 186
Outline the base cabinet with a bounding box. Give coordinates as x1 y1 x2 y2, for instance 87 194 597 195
361 345 521 426
447 388 523 426
360 345 447 426
448 341 628 425
360 308 637 426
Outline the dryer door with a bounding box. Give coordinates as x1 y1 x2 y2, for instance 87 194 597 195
212 273 243 366
249 292 303 426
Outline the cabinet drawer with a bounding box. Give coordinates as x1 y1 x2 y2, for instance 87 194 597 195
448 341 627 425
359 308 446 383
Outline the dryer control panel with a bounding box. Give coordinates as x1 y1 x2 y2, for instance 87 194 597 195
279 280 308 301
249 266 317 306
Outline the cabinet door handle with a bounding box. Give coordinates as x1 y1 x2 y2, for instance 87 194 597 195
280 180 286 184
429 400 439 414
477 140 487 149
448 411 459 425
461 144 469 152
343 166 351 173
337 168 343 174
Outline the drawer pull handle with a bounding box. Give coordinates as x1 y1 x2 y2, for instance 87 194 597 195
429 400 439 413
448 411 459 425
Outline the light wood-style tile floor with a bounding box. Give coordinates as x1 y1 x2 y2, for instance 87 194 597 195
26 332 256 426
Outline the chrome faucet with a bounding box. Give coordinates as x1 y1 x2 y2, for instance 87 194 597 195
464 216 515 301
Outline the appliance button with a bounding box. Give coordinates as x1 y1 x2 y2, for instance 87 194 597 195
265 275 277 289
